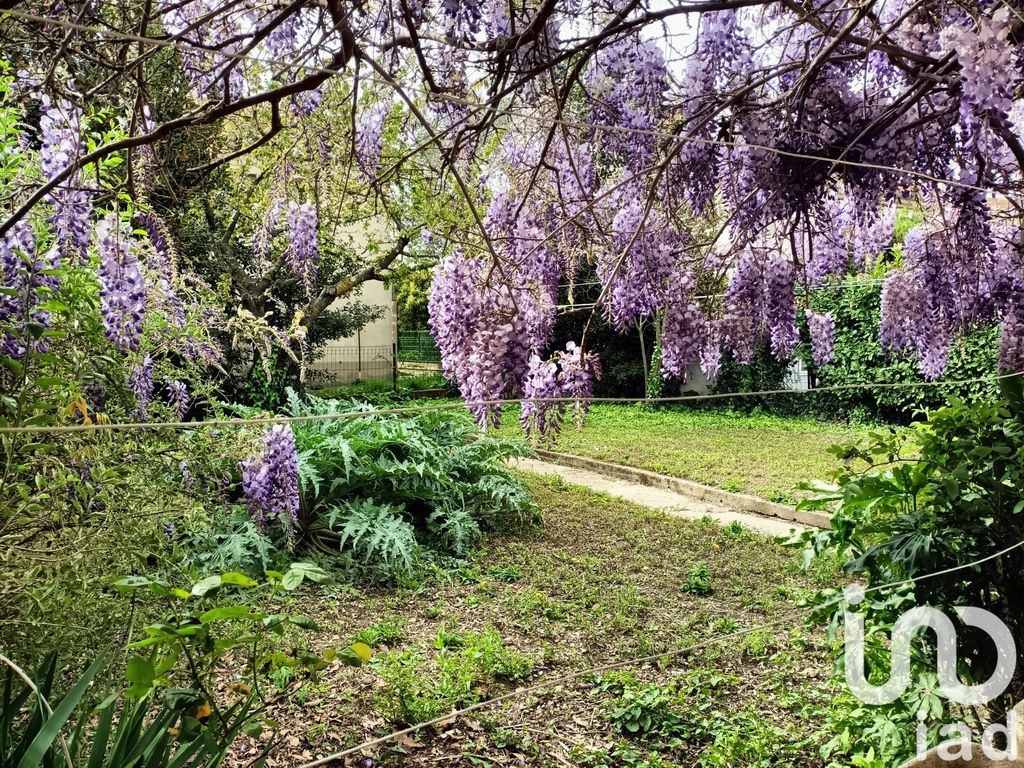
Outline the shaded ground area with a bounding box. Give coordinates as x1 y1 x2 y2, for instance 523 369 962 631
234 475 838 768
495 405 874 501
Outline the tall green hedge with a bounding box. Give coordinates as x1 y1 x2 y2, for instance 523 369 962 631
801 279 999 423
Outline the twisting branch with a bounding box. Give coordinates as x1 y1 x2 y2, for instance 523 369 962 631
302 232 411 325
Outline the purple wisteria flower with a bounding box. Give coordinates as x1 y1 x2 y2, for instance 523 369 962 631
660 268 703 381
240 425 300 540
806 311 836 367
166 379 190 420
39 97 92 261
519 354 560 441
128 355 154 421
943 7 1015 135
136 211 186 328
354 101 391 182
519 342 598 441
0 221 59 359
285 202 320 293
97 214 146 353
1000 310 1024 374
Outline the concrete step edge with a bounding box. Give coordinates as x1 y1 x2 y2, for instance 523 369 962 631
532 449 831 530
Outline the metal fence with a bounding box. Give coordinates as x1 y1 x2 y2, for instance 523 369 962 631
307 344 395 387
398 330 441 363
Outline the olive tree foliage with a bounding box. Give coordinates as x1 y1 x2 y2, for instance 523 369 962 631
1 0 1023 429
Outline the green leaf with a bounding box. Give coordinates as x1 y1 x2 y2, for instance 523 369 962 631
242 720 263 739
191 575 222 597
336 646 367 667
125 655 156 699
291 562 331 583
288 615 319 630
200 606 257 624
113 576 153 594
280 570 304 591
220 572 259 588
0 356 23 376
18 654 110 768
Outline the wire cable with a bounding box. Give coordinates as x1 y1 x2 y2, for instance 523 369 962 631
0 369 1019 435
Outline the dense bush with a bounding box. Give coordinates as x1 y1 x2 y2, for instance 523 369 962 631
793 381 1024 766
800 278 999 423
188 393 538 580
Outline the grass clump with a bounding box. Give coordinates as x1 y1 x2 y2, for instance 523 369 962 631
683 563 713 596
372 624 535 725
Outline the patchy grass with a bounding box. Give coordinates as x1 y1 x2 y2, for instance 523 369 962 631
233 475 838 767
495 404 876 500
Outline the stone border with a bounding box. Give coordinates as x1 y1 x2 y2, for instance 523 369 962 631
533 449 831 530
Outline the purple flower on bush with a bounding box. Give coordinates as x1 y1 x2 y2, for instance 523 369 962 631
157 517 175 540
660 269 703 381
999 310 1024 374
355 101 391 181
520 354 560 441
97 214 146 352
166 379 190 419
241 425 300 539
520 342 598 440
285 202 320 293
806 310 836 367
39 97 92 261
128 355 154 420
0 222 59 358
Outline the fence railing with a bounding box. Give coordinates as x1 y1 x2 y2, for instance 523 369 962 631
308 344 395 387
398 330 441 363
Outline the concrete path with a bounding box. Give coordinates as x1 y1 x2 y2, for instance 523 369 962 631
514 457 809 537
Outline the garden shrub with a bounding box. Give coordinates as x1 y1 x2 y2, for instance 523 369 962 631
190 392 539 580
792 379 1024 765
2 563 350 768
800 277 999 423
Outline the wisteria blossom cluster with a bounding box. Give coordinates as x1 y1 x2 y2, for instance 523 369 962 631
96 214 147 353
285 202 320 294
880 204 1024 379
240 425 301 543
39 97 92 261
165 379 190 420
0 222 59 359
127 355 154 421
520 342 599 442
355 101 392 182
806 312 837 368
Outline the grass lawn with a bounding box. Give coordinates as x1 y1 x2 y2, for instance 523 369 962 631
233 475 837 767
494 404 877 502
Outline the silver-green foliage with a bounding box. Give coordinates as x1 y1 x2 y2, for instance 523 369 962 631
287 393 538 577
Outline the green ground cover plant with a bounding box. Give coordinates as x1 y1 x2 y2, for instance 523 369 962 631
227 474 839 766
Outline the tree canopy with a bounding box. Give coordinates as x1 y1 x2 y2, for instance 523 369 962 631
1 0 1022 428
